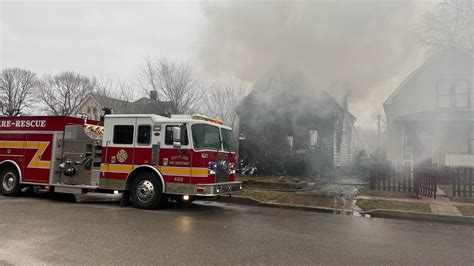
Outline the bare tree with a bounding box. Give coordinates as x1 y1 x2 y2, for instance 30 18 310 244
201 79 250 130
421 0 473 53
138 57 203 114
39 71 98 115
138 57 160 92
0 68 38 116
95 77 138 114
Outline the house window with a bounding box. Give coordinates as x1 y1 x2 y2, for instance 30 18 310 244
455 80 470 108
437 79 471 108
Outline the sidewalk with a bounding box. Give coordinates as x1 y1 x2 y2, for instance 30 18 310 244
430 205 462 216
355 195 474 207
355 193 474 218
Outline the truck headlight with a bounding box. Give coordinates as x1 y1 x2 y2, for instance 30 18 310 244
208 162 217 175
228 162 236 174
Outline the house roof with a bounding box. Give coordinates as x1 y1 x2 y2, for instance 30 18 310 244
237 76 357 127
344 108 356 121
72 93 131 115
384 46 474 106
131 98 173 115
73 93 173 116
71 94 100 115
92 93 130 106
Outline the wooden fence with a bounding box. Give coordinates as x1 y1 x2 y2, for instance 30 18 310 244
452 168 473 197
369 163 413 192
414 168 437 199
369 164 437 198
370 164 474 198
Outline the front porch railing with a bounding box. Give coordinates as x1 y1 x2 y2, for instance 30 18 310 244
445 154 474 168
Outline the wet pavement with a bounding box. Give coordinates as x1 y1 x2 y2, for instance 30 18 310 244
0 193 473 265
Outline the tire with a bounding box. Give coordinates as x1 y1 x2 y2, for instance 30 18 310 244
0 166 21 197
130 173 163 209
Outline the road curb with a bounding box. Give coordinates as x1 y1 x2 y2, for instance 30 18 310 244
207 196 346 214
360 209 474 225
207 196 474 224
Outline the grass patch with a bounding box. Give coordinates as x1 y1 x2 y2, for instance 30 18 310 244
237 175 281 182
439 184 474 203
438 185 453 198
236 187 338 208
357 185 413 199
457 206 474 217
277 194 336 208
356 199 431 213
237 187 288 202
452 197 474 203
237 175 307 189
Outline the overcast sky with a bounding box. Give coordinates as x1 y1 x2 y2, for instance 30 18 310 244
1 0 435 128
1 0 205 79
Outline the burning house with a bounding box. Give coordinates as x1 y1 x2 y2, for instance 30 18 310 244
237 73 355 176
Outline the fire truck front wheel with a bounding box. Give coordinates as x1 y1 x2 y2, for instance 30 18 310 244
130 173 163 209
0 166 20 197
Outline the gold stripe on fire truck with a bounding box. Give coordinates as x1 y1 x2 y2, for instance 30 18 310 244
100 164 134 173
100 164 208 177
0 141 51 169
159 166 208 177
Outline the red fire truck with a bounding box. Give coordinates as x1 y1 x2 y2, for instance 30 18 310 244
0 114 241 209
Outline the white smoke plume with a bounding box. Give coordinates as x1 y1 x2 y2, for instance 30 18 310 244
199 0 424 103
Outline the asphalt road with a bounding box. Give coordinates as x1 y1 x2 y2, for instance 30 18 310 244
0 194 473 265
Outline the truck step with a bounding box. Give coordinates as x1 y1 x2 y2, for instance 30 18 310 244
54 186 84 194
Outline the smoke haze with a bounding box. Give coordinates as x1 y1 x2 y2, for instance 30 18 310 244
199 0 425 111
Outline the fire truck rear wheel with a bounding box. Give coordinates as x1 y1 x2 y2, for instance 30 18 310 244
0 166 21 197
130 173 163 209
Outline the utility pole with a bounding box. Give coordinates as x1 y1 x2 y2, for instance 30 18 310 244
377 113 381 160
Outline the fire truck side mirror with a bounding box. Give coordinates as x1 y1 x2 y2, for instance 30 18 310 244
172 126 181 148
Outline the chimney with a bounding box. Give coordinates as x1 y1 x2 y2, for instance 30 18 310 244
100 108 113 126
150 90 158 101
342 81 352 110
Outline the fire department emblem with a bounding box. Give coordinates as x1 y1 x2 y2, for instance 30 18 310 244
116 149 128 163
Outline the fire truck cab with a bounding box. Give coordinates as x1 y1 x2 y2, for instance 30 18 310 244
0 114 242 209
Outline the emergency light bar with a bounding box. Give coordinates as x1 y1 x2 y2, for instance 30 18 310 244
191 114 223 125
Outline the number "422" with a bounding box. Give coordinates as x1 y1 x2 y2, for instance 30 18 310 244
173 177 184 182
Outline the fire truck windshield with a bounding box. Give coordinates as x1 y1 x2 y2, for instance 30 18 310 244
191 124 221 150
221 128 236 152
